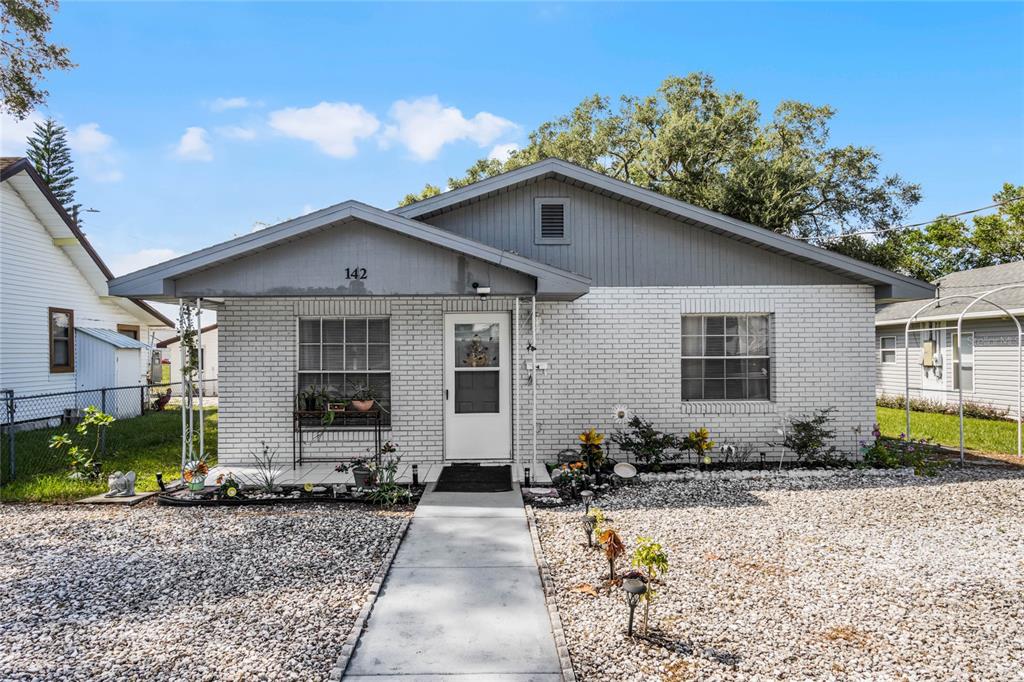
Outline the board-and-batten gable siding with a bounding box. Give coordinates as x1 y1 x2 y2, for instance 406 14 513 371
172 220 535 298
0 183 153 394
422 177 859 287
876 318 1022 418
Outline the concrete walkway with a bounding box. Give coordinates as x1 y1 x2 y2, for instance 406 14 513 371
343 484 562 681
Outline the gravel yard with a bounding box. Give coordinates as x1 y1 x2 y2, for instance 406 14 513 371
534 467 1024 681
0 503 410 681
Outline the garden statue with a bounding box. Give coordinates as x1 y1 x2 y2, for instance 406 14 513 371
105 471 137 497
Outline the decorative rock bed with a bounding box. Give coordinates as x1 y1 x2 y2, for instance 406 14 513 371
156 483 425 507
0 503 412 681
532 467 1024 681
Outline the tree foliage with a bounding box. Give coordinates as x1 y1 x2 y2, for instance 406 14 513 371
889 183 1024 281
1 0 75 119
400 73 922 264
25 115 79 218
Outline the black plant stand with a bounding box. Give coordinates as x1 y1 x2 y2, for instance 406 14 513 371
292 408 385 469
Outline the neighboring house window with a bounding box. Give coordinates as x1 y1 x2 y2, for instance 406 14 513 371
681 314 770 400
297 317 391 426
117 324 140 340
952 332 974 392
49 307 74 373
879 336 896 364
534 198 571 244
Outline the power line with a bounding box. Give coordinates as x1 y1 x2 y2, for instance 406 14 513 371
800 195 1023 243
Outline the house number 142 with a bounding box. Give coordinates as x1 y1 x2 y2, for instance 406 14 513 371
345 267 367 280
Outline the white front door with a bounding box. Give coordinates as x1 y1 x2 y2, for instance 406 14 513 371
444 312 511 460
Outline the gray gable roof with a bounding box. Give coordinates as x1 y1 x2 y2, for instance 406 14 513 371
876 261 1024 324
395 158 934 301
108 200 591 301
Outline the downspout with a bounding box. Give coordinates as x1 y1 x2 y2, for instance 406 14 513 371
513 297 520 472
196 298 204 459
531 296 538 477
179 298 186 478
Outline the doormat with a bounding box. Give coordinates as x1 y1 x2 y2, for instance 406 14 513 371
434 463 512 493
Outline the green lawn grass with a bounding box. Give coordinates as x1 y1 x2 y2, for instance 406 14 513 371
877 406 1020 455
1 407 217 503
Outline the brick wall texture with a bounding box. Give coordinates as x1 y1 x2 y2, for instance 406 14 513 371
217 285 876 466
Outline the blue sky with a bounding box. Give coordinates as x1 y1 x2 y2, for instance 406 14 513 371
2 1 1022 278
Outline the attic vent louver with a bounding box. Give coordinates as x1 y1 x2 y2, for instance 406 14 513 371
540 204 564 239
534 198 570 244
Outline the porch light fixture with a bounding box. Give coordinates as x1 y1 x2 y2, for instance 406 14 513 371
622 576 648 637
411 464 419 486
471 282 491 299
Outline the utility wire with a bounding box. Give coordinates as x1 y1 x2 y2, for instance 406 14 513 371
801 195 1023 243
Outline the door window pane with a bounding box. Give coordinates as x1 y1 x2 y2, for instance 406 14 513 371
455 370 500 413
456 323 500 368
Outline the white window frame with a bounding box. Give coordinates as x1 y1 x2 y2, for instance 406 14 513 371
296 316 392 427
681 314 771 401
879 336 897 364
952 331 974 392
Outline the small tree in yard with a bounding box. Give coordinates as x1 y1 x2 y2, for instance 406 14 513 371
48 406 115 479
632 537 669 634
598 528 625 580
611 415 681 470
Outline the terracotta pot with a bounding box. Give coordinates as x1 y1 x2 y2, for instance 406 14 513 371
350 399 375 412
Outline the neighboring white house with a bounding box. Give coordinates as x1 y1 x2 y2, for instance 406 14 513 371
875 261 1023 419
157 323 219 396
1 157 173 420
109 158 934 475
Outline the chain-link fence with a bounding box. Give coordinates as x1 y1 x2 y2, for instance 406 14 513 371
1 380 217 483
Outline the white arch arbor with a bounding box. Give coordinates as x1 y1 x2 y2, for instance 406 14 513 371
903 287 1022 465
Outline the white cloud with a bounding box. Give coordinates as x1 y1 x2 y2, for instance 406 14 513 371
108 247 180 276
69 122 113 154
69 122 123 183
382 96 518 161
268 101 380 158
174 127 213 162
488 142 520 163
0 111 43 156
210 97 252 112
217 125 257 140
301 203 315 216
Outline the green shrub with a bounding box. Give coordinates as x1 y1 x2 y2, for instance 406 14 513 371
862 431 945 476
776 408 845 465
876 394 1009 421
610 415 681 469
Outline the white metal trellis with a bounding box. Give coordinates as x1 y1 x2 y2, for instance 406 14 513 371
956 286 1022 464
903 291 1022 465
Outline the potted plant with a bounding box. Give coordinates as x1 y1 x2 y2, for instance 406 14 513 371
336 458 373 487
349 386 377 412
297 385 330 412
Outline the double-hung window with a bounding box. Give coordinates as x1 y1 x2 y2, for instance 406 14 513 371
49 307 74 373
681 314 770 400
297 317 391 425
879 336 897 364
952 332 974 392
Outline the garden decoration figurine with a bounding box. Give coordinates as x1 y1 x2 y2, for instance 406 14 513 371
183 458 210 494
620 571 648 637
104 471 136 497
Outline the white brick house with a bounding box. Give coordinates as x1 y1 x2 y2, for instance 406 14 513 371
109 159 932 475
